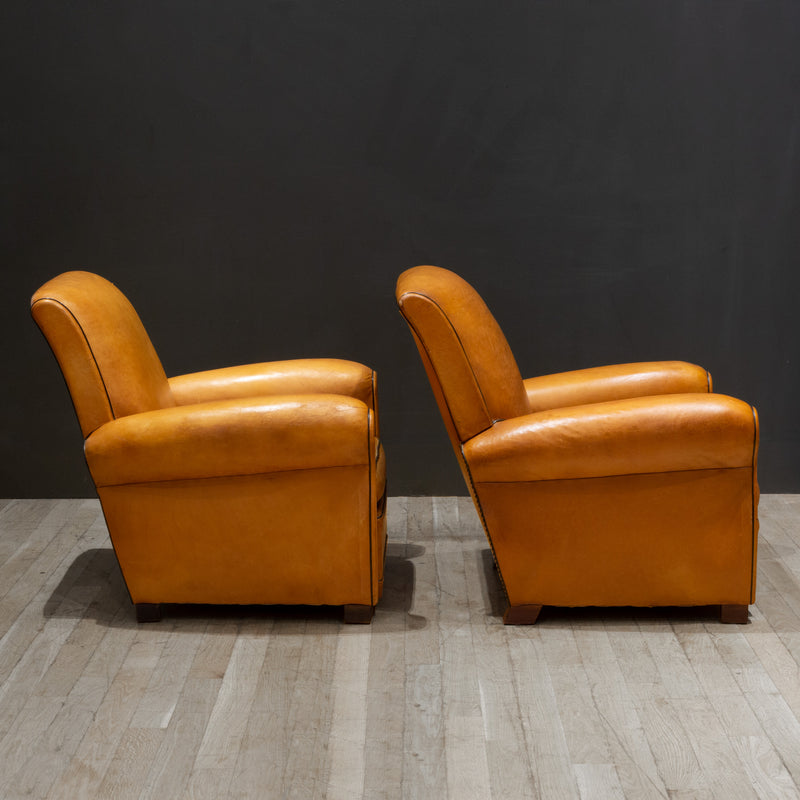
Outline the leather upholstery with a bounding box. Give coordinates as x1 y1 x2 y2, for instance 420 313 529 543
397 265 759 622
32 271 386 621
523 361 711 411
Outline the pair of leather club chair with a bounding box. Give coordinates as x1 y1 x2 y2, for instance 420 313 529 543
31 267 759 625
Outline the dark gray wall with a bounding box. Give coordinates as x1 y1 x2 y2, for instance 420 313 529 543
3 1 799 497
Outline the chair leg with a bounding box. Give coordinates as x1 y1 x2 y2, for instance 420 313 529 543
720 604 749 624
503 604 543 625
343 604 374 624
135 603 162 623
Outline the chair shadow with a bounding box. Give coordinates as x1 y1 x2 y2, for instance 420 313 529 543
478 547 508 619
44 547 134 628
379 541 428 632
44 542 424 632
48 543 747 632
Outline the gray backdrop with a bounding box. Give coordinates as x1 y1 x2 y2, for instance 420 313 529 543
3 1 799 497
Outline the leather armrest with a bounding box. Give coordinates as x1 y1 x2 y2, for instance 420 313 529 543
464 393 757 483
169 358 377 410
86 394 373 487
524 361 711 412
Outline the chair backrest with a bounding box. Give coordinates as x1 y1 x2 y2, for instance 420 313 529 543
31 271 175 438
396 266 530 445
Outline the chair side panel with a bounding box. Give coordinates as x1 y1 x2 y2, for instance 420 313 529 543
97 466 374 607
476 466 758 608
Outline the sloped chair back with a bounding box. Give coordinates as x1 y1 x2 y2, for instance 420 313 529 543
396 265 530 446
32 270 386 623
31 271 175 437
396 264 759 625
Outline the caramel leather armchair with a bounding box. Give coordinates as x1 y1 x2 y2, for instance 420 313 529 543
32 271 386 623
396 265 758 624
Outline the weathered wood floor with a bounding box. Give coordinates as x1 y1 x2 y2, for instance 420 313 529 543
1 495 800 798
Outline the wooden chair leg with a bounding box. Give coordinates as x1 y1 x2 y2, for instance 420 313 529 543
720 604 749 624
503 604 543 625
135 603 162 623
343 604 374 624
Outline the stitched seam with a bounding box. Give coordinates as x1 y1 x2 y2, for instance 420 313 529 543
33 297 116 431
367 407 375 606
397 295 507 599
399 293 496 436
93 461 369 489
751 404 758 601
472 464 753 484
460 445 510 601
93 497 135 605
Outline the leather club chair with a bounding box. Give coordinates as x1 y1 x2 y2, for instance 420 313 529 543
396 265 759 624
32 271 386 623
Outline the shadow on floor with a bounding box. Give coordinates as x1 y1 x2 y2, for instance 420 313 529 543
47 541 742 632
44 542 423 632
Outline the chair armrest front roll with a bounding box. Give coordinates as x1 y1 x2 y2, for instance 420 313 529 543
85 394 373 487
524 361 711 412
169 358 377 410
464 393 757 483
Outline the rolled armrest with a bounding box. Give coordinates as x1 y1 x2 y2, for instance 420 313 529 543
169 358 377 410
524 361 711 412
464 393 757 483
86 394 372 487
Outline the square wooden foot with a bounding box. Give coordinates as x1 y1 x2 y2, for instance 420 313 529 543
503 604 543 625
720 604 749 624
135 603 162 623
343 604 374 624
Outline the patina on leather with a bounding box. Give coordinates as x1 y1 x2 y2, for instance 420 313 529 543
397 265 758 624
32 271 386 622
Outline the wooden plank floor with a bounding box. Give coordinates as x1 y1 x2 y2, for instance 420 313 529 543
1 495 800 798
